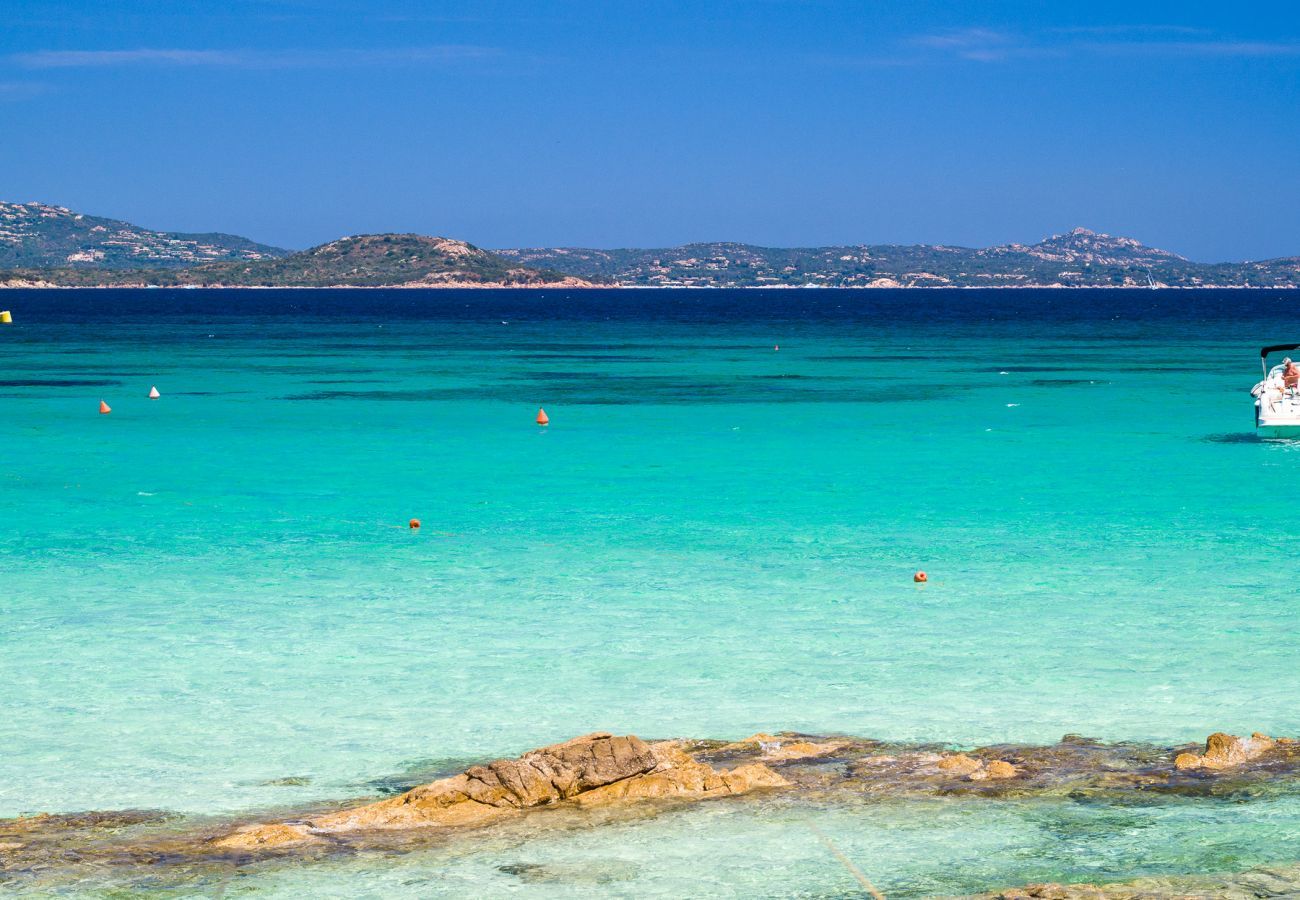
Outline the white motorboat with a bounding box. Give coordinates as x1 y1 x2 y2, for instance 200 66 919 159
1252 344 1300 437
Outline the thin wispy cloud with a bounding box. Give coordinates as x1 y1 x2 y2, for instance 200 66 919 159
904 26 1300 64
907 28 1057 62
1088 40 1300 57
15 49 241 67
0 80 51 100
12 45 499 69
1047 24 1208 37
912 28 1012 57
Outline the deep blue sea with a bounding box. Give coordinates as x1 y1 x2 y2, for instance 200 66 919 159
4 287 1300 897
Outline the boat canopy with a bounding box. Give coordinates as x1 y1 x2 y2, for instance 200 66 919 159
1261 344 1300 374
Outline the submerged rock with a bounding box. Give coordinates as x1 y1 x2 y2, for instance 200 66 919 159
498 860 640 884
217 821 325 850
990 883 1105 899
720 733 849 761
1 810 171 833
980 860 1300 898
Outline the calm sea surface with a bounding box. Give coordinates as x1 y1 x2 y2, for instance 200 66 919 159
4 287 1300 896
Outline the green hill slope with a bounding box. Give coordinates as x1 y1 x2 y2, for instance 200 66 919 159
3 233 594 287
0 201 288 269
498 229 1300 288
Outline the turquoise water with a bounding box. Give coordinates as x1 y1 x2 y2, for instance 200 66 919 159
221 797 1300 898
4 288 1300 894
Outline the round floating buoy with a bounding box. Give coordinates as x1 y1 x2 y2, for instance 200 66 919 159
99 400 112 415
148 386 160 399
913 571 927 583
0 311 12 324
774 345 779 351
536 408 549 426
409 518 421 529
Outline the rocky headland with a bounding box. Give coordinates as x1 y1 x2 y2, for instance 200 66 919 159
5 729 1300 896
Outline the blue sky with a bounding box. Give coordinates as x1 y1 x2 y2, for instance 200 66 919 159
2 0 1297 259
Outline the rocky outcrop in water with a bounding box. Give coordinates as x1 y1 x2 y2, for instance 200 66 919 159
7 729 1300 895
216 732 787 850
1173 731 1282 770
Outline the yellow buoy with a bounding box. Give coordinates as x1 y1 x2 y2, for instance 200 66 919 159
0 311 12 324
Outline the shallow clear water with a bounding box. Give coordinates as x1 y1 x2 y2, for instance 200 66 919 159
3 288 1300 894
234 796 1300 898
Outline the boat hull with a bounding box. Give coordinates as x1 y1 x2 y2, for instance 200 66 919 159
1255 400 1300 438
1257 424 1300 439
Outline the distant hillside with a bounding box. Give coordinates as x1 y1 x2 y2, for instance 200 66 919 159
498 229 1300 288
3 234 595 288
2 203 1297 288
0 201 287 268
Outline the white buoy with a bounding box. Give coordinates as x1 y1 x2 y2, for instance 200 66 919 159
148 386 161 399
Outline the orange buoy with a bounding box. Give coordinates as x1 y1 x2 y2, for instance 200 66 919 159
409 518 421 529
148 386 160 399
913 571 928 583
99 400 111 415
536 408 549 426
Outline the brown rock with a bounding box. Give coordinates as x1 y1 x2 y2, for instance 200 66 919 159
1170 732 1277 771
937 754 983 777
1193 732 1275 770
573 743 787 807
764 740 846 760
215 732 784 848
985 760 1017 779
720 733 846 761
1011 883 1069 899
213 823 320 850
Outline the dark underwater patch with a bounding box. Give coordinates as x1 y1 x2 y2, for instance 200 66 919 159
807 354 931 361
747 373 857 381
0 379 123 387
498 342 755 352
284 390 428 401
1028 379 1110 386
511 353 657 361
283 375 996 404
1203 432 1267 443
242 364 383 375
986 364 1188 373
1 366 164 375
364 756 487 796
